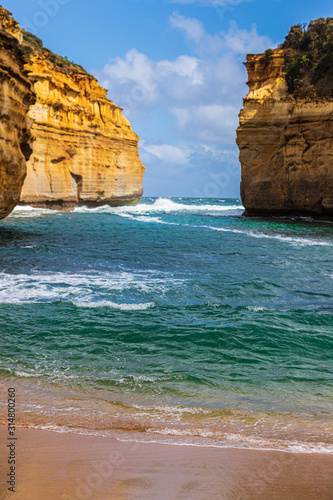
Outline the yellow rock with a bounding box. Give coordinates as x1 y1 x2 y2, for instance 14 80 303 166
0 6 145 212
0 9 35 220
236 49 333 218
0 6 23 43
20 53 145 209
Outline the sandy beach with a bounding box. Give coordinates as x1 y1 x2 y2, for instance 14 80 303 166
0 426 332 500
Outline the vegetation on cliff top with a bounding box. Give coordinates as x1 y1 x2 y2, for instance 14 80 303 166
281 17 333 98
22 31 87 75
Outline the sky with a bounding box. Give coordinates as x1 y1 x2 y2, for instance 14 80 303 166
6 0 333 198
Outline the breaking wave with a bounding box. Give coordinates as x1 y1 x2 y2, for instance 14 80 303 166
74 197 244 215
0 271 183 305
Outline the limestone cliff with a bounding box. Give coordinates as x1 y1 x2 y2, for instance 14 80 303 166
0 9 35 220
19 37 145 209
0 6 23 43
236 49 333 218
21 52 145 209
0 8 144 209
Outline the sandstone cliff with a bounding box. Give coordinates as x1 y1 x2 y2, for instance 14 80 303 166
1 7 144 210
236 49 333 218
0 9 35 220
21 52 145 209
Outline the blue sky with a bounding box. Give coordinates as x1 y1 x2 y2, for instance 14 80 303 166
7 0 333 198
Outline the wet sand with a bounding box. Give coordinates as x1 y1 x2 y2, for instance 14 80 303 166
0 426 333 499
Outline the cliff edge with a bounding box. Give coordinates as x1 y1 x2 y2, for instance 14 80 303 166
0 7 145 210
236 20 333 218
0 8 35 220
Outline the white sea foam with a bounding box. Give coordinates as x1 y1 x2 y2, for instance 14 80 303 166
73 301 155 311
10 205 59 218
0 271 183 305
209 226 332 247
8 199 243 221
247 306 269 312
127 375 156 382
146 428 333 453
14 370 40 378
20 422 333 454
74 198 243 215
117 213 180 226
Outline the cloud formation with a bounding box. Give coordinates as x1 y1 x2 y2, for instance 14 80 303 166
96 17 270 136
142 143 192 165
94 15 272 197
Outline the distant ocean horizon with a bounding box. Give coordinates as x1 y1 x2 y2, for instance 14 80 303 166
0 197 332 453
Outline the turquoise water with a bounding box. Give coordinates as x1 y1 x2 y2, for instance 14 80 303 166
0 198 332 452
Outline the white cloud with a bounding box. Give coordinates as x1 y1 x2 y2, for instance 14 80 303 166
97 51 205 119
93 15 272 196
222 20 272 54
99 49 158 109
169 13 206 43
95 17 272 134
171 103 238 143
142 143 191 165
170 13 224 54
158 55 201 81
140 140 239 171
140 140 241 197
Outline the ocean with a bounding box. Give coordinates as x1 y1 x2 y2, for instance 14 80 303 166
0 197 332 453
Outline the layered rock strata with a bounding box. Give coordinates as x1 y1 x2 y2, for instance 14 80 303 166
0 9 35 220
1 7 145 210
236 49 333 218
20 53 145 209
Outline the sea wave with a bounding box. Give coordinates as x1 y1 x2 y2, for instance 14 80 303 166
72 300 155 311
10 205 60 217
146 428 333 454
13 420 333 454
1 377 332 454
74 197 244 215
208 226 333 247
246 306 269 312
8 199 243 219
0 271 184 305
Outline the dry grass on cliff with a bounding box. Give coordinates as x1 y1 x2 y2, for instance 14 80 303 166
21 31 87 75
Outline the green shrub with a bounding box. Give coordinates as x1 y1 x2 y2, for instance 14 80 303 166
259 48 273 64
281 17 333 97
47 53 57 64
21 45 34 59
23 32 43 52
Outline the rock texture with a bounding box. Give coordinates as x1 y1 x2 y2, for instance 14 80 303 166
0 9 35 220
20 53 145 209
236 49 333 218
0 7 144 212
0 7 23 43
0 7 144 210
20 52 145 209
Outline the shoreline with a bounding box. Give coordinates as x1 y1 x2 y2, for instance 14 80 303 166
1 377 332 456
1 426 333 499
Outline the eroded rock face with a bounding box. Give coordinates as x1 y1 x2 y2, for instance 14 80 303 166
0 6 144 210
0 14 35 220
20 54 145 209
0 6 23 43
236 49 333 218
